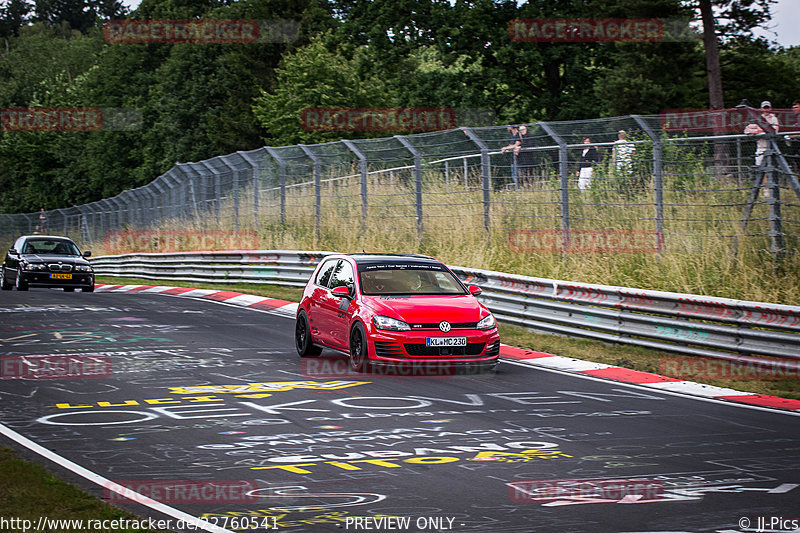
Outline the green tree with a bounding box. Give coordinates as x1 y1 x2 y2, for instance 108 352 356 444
252 34 392 145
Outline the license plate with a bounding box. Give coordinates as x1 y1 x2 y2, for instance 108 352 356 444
426 336 467 347
51 273 72 280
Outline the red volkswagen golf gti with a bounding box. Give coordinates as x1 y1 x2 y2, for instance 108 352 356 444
295 254 500 373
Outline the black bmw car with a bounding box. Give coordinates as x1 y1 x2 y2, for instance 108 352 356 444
1 235 94 292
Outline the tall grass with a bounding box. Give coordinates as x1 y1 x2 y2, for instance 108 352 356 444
94 165 800 305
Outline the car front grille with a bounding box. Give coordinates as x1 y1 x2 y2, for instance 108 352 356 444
48 264 73 272
404 343 486 356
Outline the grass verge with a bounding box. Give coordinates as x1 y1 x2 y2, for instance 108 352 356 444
0 447 162 532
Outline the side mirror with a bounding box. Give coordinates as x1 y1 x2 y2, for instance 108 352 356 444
8 248 17 255
83 251 92 258
331 285 351 298
468 285 482 296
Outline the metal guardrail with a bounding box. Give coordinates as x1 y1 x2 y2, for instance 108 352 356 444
91 251 800 369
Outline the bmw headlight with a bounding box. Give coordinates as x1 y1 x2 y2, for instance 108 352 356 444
373 315 411 331
477 314 496 330
23 263 46 271
74 265 92 272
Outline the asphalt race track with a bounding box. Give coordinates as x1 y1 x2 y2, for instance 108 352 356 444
1 288 799 533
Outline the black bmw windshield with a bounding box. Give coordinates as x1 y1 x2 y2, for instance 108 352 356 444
23 239 81 256
358 262 467 295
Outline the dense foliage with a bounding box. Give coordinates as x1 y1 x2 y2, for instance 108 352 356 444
0 0 797 213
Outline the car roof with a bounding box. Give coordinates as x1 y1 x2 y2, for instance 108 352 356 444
20 235 74 241
346 253 439 265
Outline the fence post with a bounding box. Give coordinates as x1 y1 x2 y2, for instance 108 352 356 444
632 115 665 249
238 150 261 227
395 135 424 241
175 163 200 221
539 122 569 249
765 150 784 268
265 148 287 225
299 145 322 242
342 139 368 229
219 157 240 230
461 128 491 233
198 161 222 227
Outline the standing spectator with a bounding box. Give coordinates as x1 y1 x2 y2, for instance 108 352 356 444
612 130 635 178
576 137 601 191
501 125 522 185
744 101 780 197
517 124 537 185
36 208 48 234
755 100 780 167
785 100 800 172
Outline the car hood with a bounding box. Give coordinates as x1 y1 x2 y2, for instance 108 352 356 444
23 254 88 264
362 294 488 323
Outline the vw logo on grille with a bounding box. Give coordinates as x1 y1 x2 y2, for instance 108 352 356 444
438 321 451 332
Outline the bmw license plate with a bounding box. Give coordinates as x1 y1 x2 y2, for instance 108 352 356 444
426 337 467 347
51 273 72 280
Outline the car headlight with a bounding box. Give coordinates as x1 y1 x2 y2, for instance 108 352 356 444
373 315 411 331
74 265 92 272
23 263 46 271
477 314 496 330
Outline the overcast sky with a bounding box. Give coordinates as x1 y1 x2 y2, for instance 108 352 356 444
118 0 800 48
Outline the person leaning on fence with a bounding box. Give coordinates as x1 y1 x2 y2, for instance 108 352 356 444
744 100 779 167
785 100 800 173
744 101 780 198
517 124 537 185
501 125 522 184
576 137 601 191
612 130 635 178
501 125 521 154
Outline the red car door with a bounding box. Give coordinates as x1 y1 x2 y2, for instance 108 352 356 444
316 259 356 350
307 258 338 346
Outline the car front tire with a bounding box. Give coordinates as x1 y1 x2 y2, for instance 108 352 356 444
15 270 28 291
83 285 95 292
295 310 322 357
349 322 369 373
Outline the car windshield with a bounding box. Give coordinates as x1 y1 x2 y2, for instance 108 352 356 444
358 262 467 295
23 239 80 256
